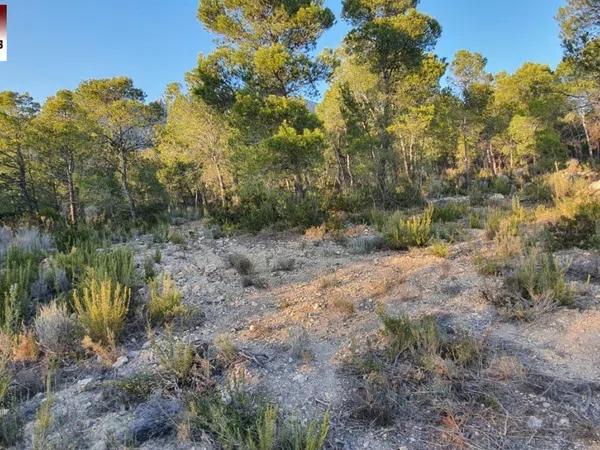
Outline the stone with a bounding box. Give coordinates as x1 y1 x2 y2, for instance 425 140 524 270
125 396 183 444
112 356 129 369
77 377 93 392
527 416 543 430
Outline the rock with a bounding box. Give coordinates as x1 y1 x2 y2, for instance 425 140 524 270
112 356 129 369
77 377 93 392
489 193 505 204
125 396 183 444
527 416 543 430
558 417 570 427
0 408 8 418
589 180 600 193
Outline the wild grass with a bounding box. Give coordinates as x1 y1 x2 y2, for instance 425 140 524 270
331 292 355 316
143 256 156 281
546 200 600 250
185 383 329 450
73 274 130 346
148 273 185 325
33 369 55 450
348 235 385 254
152 330 195 381
383 205 433 250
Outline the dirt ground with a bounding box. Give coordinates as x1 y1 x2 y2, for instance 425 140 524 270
14 222 600 449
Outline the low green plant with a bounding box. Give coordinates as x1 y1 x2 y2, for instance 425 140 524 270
383 206 433 250
546 200 600 250
148 273 185 325
469 211 483 229
508 249 573 307
429 241 450 258
379 312 441 360
169 230 186 245
431 202 467 223
152 328 195 380
153 248 162 264
73 274 130 346
143 257 156 281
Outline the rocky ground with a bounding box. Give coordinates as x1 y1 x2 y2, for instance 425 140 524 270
10 221 600 449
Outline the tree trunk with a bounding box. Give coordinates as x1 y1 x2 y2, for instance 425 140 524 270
581 112 593 160
66 153 77 225
16 148 36 214
119 151 136 221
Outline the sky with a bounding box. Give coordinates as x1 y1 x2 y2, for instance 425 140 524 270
0 0 565 104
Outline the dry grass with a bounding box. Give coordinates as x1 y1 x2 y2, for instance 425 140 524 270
331 292 356 316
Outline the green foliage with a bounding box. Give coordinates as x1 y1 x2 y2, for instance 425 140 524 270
152 329 195 380
431 202 468 222
0 246 40 333
546 200 600 250
383 206 433 249
507 249 573 307
73 274 130 346
186 385 329 450
429 240 450 258
148 273 185 325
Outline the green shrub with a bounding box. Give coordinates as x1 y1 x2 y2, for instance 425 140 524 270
73 274 130 346
0 246 40 333
169 230 186 245
186 385 329 450
148 273 185 325
431 202 467 222
152 329 195 380
379 312 441 360
153 248 162 264
546 200 600 250
507 249 573 307
469 211 483 229
429 241 450 258
383 206 433 250
143 257 156 281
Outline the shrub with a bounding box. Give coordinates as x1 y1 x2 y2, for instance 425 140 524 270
152 331 195 380
379 312 441 361
143 257 156 281
431 202 467 223
272 257 296 272
73 275 130 346
153 248 162 264
169 230 186 245
507 249 573 307
11 329 39 363
0 246 40 333
331 293 355 316
383 206 433 250
0 361 10 406
348 235 385 254
148 273 185 325
227 253 254 275
469 211 483 229
546 200 600 250
214 334 239 367
185 385 329 450
429 241 450 258
34 302 81 356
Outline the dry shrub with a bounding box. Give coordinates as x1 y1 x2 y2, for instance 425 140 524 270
214 334 238 367
304 224 326 240
331 292 355 316
287 326 313 361
485 356 526 381
34 302 81 356
11 329 38 363
226 253 254 275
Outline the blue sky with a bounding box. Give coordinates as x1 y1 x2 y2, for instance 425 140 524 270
0 0 564 104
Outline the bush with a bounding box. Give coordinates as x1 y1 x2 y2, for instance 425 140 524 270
348 235 385 254
272 257 296 272
469 211 483 229
152 329 195 380
0 246 41 333
429 241 450 258
227 253 254 275
507 249 573 307
546 200 600 250
143 257 156 281
148 273 185 325
73 275 130 346
34 302 81 356
431 202 468 223
383 206 433 250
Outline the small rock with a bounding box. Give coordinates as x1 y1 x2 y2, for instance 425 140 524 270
112 356 129 369
125 396 183 444
527 416 543 430
0 408 8 418
558 417 570 426
77 377 93 392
